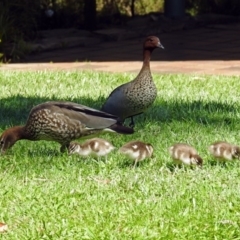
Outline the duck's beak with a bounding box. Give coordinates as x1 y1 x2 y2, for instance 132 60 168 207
158 42 164 49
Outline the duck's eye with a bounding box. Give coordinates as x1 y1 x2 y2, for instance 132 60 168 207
0 139 4 146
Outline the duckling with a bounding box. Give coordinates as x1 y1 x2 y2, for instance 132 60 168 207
208 141 240 161
169 143 203 166
119 140 154 167
68 138 115 159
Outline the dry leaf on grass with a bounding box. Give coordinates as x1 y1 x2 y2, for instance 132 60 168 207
88 176 111 184
0 222 8 233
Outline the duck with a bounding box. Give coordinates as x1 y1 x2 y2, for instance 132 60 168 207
208 141 240 161
119 140 154 167
0 101 134 154
68 138 115 158
101 36 164 128
169 143 203 166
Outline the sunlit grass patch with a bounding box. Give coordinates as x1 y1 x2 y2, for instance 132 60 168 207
0 70 240 239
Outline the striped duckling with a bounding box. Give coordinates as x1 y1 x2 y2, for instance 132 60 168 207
208 141 240 161
68 138 115 158
169 143 203 167
0 101 133 154
119 140 154 167
101 36 164 128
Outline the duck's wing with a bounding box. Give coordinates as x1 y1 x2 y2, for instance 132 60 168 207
30 101 133 134
103 82 128 99
100 83 130 117
45 101 118 128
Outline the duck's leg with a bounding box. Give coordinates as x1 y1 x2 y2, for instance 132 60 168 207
129 112 143 128
133 159 138 168
60 143 69 153
129 117 135 128
133 156 141 168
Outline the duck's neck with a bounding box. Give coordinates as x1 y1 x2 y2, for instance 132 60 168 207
12 126 31 141
142 48 152 69
135 48 152 79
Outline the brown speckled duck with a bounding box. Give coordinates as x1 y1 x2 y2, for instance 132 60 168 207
101 36 164 127
119 140 154 167
169 143 203 166
209 141 240 161
68 138 115 158
0 101 133 154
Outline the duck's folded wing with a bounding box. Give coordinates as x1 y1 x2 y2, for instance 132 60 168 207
49 101 117 117
49 101 118 129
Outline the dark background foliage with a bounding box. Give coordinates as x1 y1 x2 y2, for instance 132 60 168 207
0 0 240 61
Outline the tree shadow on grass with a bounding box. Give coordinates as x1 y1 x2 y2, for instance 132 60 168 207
0 95 105 128
127 99 239 128
0 95 239 130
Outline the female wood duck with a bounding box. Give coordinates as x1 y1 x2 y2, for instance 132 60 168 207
0 101 133 154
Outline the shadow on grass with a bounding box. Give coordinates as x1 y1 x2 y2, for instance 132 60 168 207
27 148 61 157
0 95 105 128
0 95 239 129
207 159 240 168
165 162 204 172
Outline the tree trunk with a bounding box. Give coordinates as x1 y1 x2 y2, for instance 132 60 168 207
84 0 96 30
130 0 135 17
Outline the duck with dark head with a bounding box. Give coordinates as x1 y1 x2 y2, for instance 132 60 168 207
101 36 164 128
0 101 134 154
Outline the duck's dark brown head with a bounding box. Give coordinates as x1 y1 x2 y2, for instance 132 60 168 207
233 146 240 159
191 154 203 166
0 126 25 154
143 36 164 51
145 143 154 157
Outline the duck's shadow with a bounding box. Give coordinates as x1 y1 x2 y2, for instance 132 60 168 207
165 162 204 172
0 95 238 130
207 159 240 168
0 95 105 128
27 148 61 158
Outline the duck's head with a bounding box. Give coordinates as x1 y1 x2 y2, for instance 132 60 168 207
144 36 164 50
191 154 203 166
145 143 154 157
233 146 240 159
0 126 24 154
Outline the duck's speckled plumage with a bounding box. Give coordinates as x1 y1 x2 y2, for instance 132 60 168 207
0 101 133 154
209 141 240 161
101 36 164 127
119 140 154 167
68 138 115 158
169 143 203 166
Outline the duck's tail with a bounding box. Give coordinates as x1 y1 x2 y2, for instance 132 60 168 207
108 123 134 134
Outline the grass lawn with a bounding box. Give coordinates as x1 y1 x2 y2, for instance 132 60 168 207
1 70 240 239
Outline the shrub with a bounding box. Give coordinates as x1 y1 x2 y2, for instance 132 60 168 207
0 0 40 62
186 0 240 16
97 0 164 17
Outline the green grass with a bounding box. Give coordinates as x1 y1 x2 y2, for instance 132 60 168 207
1 71 240 239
